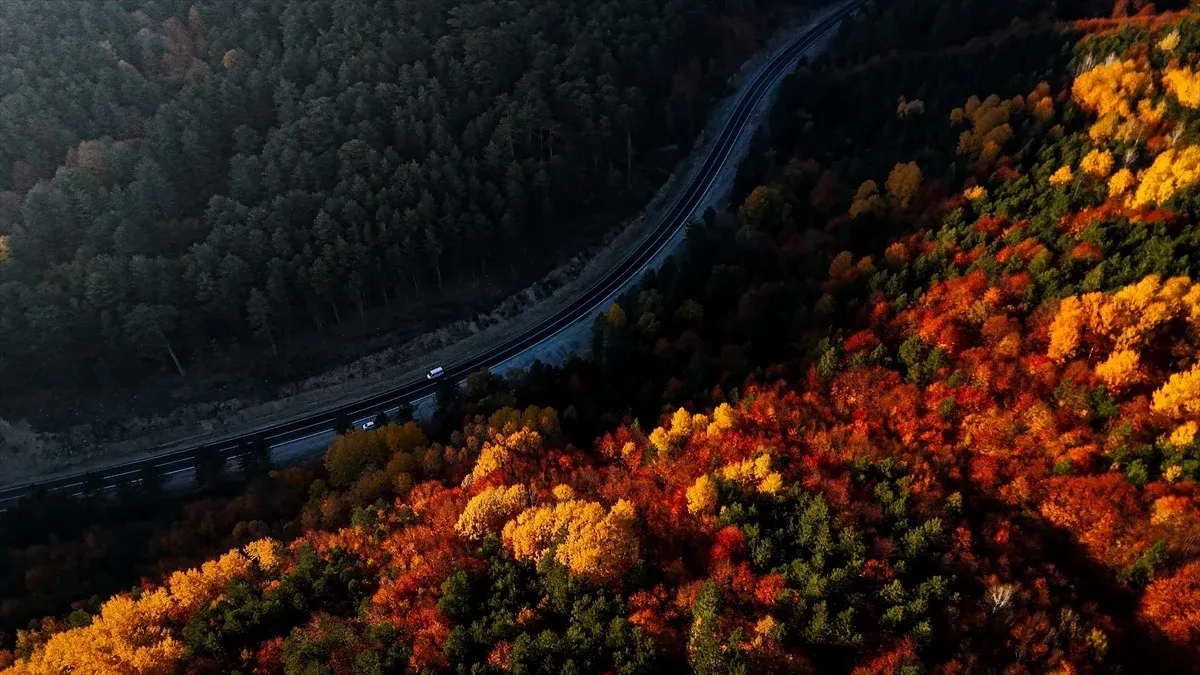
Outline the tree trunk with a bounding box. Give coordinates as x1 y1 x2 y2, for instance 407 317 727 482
434 259 443 288
158 328 186 377
412 275 420 300
626 128 633 187
377 266 390 305
331 300 342 323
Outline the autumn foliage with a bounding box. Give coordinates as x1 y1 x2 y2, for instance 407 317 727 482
14 3 1200 675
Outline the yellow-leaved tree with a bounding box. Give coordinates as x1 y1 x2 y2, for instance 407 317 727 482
555 499 638 584
896 96 925 118
456 484 529 540
4 546 258 674
1094 349 1143 391
243 538 283 572
1164 66 1200 108
953 94 1014 162
886 161 923 209
1152 365 1200 420
738 185 785 229
606 302 627 330
1049 165 1074 187
687 475 718 515
1130 146 1200 208
1047 296 1086 362
705 402 736 437
324 421 428 488
648 407 703 458
963 185 987 201
848 180 885 219
951 87 1055 161
1158 29 1181 52
468 428 542 484
1049 276 1200 435
1081 149 1115 178
166 549 253 619
1071 57 1156 143
720 452 783 495
1029 82 1055 124
1169 421 1198 447
13 590 184 675
502 498 639 585
1109 168 1136 197
1048 275 1200 363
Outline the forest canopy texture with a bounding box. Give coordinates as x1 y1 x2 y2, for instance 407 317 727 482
0 0 786 402
16 0 1200 673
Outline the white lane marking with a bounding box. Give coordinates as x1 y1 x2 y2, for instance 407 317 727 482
446 5 855 372
498 12 849 364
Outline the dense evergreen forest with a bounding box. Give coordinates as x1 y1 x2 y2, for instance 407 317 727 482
0 0 794 407
17 0 1200 672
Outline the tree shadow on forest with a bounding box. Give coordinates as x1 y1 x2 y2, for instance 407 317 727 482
961 485 1194 675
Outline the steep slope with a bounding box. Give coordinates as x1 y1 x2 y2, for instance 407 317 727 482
13 1 1200 674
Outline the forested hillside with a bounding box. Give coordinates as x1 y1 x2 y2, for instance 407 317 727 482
0 0 792 407
15 0 1200 672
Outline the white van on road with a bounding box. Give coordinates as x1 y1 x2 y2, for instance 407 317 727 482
427 366 444 380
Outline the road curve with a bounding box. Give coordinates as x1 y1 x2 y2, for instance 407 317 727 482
0 0 862 511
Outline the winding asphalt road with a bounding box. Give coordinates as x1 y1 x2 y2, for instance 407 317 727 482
0 0 862 512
